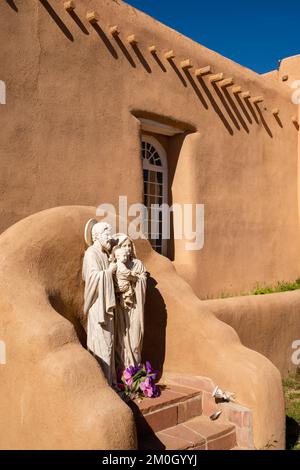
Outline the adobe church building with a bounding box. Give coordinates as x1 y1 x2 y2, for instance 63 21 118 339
0 0 300 450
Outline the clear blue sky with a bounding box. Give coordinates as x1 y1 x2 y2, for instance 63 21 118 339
124 0 299 74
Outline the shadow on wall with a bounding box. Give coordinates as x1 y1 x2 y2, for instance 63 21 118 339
39 0 74 41
192 72 234 136
142 276 167 378
92 23 119 60
7 0 284 139
167 58 188 88
5 0 18 11
49 290 87 349
223 88 249 133
274 113 283 128
150 50 167 73
113 33 136 68
235 93 253 124
212 82 241 132
245 97 259 124
254 104 273 138
167 132 191 261
293 120 300 131
67 8 89 35
131 43 152 74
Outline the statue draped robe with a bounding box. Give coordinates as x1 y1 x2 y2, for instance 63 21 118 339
115 258 147 370
82 245 116 385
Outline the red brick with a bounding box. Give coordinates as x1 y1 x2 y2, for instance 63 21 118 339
222 403 252 428
227 408 244 427
156 431 191 450
144 405 178 432
207 431 237 450
243 411 252 428
167 384 201 397
202 391 218 416
136 389 182 413
162 423 206 447
178 395 202 423
235 426 254 449
185 415 235 440
135 385 200 414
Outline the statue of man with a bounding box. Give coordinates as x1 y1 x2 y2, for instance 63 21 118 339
82 220 117 386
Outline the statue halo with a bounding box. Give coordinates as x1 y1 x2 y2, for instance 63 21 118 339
84 218 97 246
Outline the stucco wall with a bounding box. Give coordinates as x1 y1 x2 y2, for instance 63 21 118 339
0 0 300 298
203 292 300 378
0 206 285 449
279 55 300 85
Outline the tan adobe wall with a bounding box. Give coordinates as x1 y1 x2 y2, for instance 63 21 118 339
0 0 299 298
279 55 300 85
203 291 300 377
0 205 285 449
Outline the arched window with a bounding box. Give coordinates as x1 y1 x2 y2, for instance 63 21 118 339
142 136 168 255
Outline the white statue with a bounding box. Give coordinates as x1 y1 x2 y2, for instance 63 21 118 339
111 234 147 373
212 386 236 402
112 246 136 308
82 219 117 386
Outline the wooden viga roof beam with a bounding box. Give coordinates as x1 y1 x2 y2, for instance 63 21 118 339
195 66 211 77
64 1 76 11
209 73 224 83
149 45 157 53
180 59 193 70
165 50 175 60
109 25 120 37
232 86 242 94
127 35 138 45
250 96 264 104
86 11 99 24
218 78 234 88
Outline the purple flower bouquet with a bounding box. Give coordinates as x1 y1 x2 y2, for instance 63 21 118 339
119 361 160 399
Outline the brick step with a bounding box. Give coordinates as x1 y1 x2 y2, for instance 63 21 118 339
139 415 237 450
162 373 254 450
129 384 203 436
128 374 254 450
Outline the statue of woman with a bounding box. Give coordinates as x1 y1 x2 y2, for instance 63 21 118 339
111 234 147 373
82 219 117 386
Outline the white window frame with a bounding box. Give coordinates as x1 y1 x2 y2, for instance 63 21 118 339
142 135 168 256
